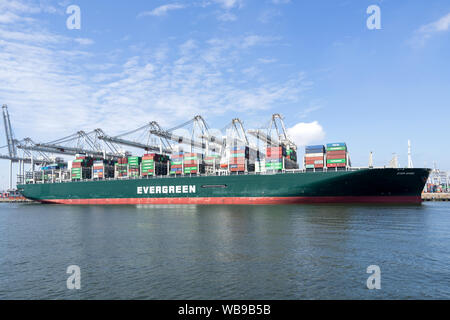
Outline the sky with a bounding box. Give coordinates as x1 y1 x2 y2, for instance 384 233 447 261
0 0 449 189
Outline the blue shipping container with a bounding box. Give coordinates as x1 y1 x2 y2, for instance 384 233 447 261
306 145 325 150
305 145 325 153
326 142 346 148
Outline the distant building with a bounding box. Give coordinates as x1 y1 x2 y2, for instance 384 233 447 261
426 170 449 193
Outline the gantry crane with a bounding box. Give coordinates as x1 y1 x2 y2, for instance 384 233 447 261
97 123 173 154
149 116 220 154
19 130 126 159
248 114 296 151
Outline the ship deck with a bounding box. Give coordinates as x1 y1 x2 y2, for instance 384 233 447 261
21 166 396 185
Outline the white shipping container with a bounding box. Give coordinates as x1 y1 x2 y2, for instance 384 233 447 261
305 153 325 158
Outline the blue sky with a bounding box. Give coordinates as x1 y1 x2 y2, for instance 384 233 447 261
0 0 450 188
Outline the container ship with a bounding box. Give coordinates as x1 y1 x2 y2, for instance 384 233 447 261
17 141 431 205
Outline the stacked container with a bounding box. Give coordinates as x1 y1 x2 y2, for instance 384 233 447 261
219 159 229 171
128 156 141 178
170 152 184 175
229 143 249 173
304 145 326 170
92 159 114 179
93 160 105 179
286 148 297 162
284 148 298 170
265 145 286 171
41 163 67 171
183 153 205 175
142 153 169 176
205 155 220 168
116 157 128 178
326 143 348 169
71 155 93 180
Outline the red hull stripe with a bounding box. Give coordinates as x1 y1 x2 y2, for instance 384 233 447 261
38 196 423 205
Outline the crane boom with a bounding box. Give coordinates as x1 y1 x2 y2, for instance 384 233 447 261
19 144 122 159
268 114 297 151
2 105 17 158
150 129 220 153
0 154 46 165
247 129 279 146
98 134 172 154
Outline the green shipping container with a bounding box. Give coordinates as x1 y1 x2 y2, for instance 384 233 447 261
266 163 283 169
327 159 347 164
327 147 347 151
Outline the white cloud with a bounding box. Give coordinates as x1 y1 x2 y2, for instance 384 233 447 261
259 9 281 24
241 35 277 48
257 58 277 64
0 0 40 14
74 38 94 46
411 12 450 47
0 11 32 24
0 1 309 147
420 12 450 33
0 27 65 43
138 3 186 17
287 121 326 147
217 12 237 22
214 0 242 9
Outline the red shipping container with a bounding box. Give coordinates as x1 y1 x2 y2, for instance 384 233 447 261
183 160 198 165
327 154 347 160
304 156 324 161
327 150 346 155
327 163 346 168
326 150 346 155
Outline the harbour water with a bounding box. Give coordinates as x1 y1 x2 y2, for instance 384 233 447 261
0 202 449 300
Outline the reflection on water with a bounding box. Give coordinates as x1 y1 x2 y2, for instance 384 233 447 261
0 202 448 299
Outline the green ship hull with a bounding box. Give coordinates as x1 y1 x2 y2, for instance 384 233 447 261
17 168 430 205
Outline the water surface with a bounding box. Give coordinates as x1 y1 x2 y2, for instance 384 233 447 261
0 202 449 299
